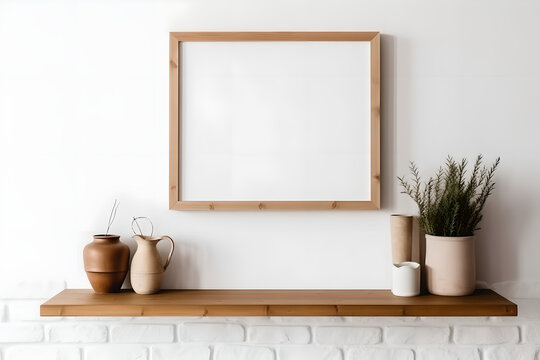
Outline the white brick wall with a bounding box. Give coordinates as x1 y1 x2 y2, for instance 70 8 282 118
85 345 148 360
8 301 51 322
483 346 537 360
152 345 210 360
315 326 381 345
179 323 246 342
248 325 311 344
0 324 44 343
417 348 480 360
4 346 80 360
524 324 540 344
110 324 174 343
280 346 343 360
454 326 520 345
347 347 414 360
48 324 108 343
214 344 275 360
179 323 245 342
386 326 450 345
1 295 540 360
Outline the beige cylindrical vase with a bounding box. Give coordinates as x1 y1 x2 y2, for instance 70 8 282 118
390 215 413 264
425 235 475 296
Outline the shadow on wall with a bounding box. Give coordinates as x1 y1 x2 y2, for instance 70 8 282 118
477 174 539 297
162 239 201 289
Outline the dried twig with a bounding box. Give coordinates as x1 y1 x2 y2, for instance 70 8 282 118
131 216 154 237
105 199 119 235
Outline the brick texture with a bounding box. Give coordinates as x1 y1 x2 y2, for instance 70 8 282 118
316 326 381 345
214 345 275 360
8 301 51 322
348 347 414 360
85 345 148 360
524 324 540 344
483 346 537 360
0 324 43 343
248 326 311 344
152 345 210 360
418 348 480 360
49 324 107 343
454 326 519 345
4 346 80 360
179 323 245 342
110 324 174 343
386 326 450 345
280 346 343 360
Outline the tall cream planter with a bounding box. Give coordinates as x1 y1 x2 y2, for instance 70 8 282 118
425 235 475 296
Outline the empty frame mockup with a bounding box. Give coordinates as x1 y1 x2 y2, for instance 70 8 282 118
170 32 380 210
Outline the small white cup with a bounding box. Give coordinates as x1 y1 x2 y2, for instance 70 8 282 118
392 261 420 297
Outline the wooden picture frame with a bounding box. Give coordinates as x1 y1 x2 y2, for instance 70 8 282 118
169 32 380 210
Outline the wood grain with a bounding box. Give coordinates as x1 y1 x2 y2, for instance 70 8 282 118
169 32 381 210
171 201 380 211
169 32 380 42
169 33 180 209
370 33 381 208
41 289 517 317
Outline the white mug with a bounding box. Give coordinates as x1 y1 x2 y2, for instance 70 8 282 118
392 261 420 297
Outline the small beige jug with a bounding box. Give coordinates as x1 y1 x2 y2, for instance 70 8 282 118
130 235 175 295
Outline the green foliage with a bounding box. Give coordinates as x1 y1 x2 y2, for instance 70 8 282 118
398 155 500 237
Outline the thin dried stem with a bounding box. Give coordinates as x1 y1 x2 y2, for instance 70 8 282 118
105 199 119 235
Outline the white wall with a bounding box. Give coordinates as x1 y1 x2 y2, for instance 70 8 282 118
1 0 540 296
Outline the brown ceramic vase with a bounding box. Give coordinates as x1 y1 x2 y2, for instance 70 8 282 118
83 234 130 294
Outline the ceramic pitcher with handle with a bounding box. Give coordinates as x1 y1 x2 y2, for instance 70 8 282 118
130 235 175 294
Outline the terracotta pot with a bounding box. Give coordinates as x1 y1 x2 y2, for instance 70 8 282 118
130 235 175 295
390 214 413 264
83 234 130 294
425 235 475 296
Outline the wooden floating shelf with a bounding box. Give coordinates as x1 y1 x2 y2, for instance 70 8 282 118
40 289 516 317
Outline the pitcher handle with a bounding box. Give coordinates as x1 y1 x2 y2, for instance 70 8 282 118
161 236 175 270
